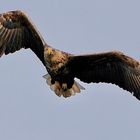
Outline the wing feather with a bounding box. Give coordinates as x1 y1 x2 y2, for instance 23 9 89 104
0 10 46 65
67 51 140 100
8 29 17 53
15 29 21 51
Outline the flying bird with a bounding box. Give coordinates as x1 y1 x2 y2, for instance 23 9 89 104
0 10 140 100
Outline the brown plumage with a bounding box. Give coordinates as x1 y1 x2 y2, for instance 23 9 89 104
0 10 45 64
1 10 140 100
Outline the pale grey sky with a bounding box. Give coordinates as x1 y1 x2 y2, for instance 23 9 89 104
0 0 140 140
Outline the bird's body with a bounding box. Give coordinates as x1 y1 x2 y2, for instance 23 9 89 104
43 47 85 97
1 10 140 100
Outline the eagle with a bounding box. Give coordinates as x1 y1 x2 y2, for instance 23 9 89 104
0 10 140 100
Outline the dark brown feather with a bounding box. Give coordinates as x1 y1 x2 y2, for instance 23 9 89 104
67 51 140 100
0 10 45 65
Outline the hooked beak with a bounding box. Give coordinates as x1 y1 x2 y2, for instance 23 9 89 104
47 48 53 55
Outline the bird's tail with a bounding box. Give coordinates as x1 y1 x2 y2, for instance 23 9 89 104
43 74 85 98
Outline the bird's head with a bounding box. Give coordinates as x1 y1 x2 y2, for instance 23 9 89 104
44 46 68 67
44 47 55 64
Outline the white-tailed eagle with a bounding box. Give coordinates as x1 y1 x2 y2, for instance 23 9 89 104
0 10 140 100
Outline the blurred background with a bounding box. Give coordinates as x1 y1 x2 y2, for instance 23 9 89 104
0 0 140 140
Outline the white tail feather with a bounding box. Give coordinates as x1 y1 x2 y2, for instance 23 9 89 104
43 74 85 98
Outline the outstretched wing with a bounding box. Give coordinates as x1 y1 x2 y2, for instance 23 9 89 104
0 10 46 65
68 51 140 100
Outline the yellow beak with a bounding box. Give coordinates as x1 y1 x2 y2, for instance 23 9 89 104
47 48 53 55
